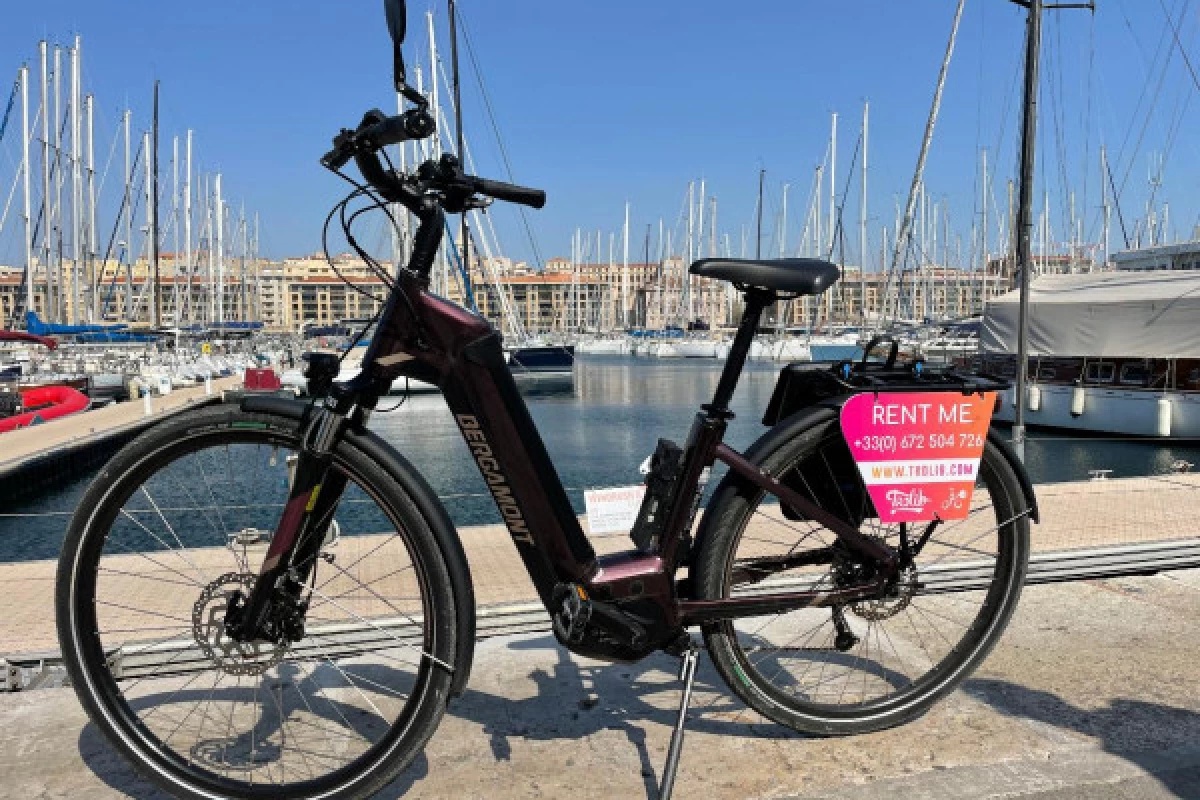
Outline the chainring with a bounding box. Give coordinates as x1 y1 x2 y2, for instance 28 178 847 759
192 573 288 676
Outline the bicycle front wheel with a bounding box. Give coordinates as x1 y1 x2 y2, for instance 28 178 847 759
694 408 1031 736
56 405 462 799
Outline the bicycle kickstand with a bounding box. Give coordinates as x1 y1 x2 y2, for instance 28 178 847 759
659 639 700 800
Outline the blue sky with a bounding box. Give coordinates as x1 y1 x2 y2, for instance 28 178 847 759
1 1 1197 270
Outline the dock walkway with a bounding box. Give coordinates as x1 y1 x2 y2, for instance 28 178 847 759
0 378 240 501
0 471 1195 658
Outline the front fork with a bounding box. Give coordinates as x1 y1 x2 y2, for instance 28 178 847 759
225 404 352 644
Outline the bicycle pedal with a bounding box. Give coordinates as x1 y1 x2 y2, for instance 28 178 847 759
551 584 592 644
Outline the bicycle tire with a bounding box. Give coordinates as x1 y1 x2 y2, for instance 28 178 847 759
693 406 1030 736
56 404 466 799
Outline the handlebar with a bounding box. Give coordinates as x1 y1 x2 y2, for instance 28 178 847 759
324 110 546 212
469 177 546 209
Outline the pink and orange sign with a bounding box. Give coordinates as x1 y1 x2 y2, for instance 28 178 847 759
840 391 995 523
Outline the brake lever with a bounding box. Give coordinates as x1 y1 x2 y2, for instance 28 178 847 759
321 129 357 171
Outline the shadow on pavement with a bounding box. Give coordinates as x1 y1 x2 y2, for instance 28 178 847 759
75 633 810 799
965 678 1200 799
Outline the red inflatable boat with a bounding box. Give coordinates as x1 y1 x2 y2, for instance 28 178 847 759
0 385 90 433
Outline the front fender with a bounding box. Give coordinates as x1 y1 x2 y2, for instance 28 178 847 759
240 395 477 698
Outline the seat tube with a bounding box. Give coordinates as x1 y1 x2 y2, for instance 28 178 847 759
708 289 774 414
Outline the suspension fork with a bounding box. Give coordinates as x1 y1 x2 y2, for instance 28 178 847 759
226 404 352 642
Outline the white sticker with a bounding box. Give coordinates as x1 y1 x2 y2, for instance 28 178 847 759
584 485 646 534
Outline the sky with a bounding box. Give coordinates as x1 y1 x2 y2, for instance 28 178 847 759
1 0 1198 271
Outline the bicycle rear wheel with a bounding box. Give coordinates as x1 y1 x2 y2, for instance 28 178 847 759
56 405 462 799
694 408 1030 736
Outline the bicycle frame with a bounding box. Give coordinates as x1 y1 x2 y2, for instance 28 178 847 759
240 207 898 657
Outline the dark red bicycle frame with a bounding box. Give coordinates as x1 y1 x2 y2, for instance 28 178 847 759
249 207 897 657
354 260 894 628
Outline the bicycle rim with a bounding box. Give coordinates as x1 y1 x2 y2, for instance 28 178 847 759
61 426 445 797
706 421 1028 726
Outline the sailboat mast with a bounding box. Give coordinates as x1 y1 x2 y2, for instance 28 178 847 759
150 81 161 327
123 111 132 320
1011 0 1044 461
85 93 96 320
53 45 64 322
142 131 152 321
881 0 966 327
622 202 630 329
448 0 469 300
1099 145 1109 268
859 100 868 325
755 169 765 259
171 136 179 320
239 205 248 320
184 130 192 322
38 43 51 321
254 213 261 323
981 148 989 307
69 39 81 324
20 65 34 317
779 183 789 257
215 173 224 324
827 112 837 258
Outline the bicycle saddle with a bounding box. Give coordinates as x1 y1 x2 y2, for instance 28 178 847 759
688 257 841 296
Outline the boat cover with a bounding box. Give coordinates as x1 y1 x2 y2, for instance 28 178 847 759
981 270 1200 358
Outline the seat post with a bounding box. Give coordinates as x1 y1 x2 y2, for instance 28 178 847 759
706 289 774 415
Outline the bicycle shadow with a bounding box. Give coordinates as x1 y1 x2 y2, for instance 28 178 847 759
963 678 1200 799
75 632 906 799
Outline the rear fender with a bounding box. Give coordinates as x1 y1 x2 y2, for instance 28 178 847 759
694 399 1039 565
240 395 477 698
762 385 1039 523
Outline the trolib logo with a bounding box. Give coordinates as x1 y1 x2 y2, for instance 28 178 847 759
885 487 930 515
455 414 535 546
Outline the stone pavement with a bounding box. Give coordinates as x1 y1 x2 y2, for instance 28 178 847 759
0 568 1197 799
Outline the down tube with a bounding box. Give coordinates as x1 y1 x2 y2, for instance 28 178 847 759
439 332 596 609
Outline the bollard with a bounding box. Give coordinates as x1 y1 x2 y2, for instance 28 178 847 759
205 377 212 396
143 391 153 417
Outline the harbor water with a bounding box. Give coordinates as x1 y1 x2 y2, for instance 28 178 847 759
2 355 1198 563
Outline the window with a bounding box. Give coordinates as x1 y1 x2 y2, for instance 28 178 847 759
1037 366 1057 380
1119 362 1152 386
1084 362 1116 383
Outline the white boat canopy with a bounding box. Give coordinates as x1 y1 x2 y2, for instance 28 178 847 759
981 270 1200 358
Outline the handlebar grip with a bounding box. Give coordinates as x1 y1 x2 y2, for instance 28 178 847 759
471 178 547 209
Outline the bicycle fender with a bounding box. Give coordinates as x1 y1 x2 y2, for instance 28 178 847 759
986 428 1040 523
240 395 477 698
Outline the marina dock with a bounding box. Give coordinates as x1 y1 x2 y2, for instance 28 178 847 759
0 378 240 502
0 472 1195 661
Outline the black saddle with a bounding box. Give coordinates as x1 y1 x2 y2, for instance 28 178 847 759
689 258 841 296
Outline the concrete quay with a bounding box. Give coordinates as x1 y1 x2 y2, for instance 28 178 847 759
0 568 1197 799
0 378 240 502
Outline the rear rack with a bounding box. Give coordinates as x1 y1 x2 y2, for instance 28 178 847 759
762 335 1010 426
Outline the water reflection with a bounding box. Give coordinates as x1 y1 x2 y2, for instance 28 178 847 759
2 355 1198 562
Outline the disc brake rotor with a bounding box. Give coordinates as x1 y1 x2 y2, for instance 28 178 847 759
850 564 919 621
193 573 288 676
